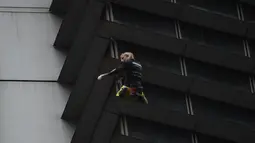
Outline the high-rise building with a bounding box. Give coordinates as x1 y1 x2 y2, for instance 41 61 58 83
51 0 255 143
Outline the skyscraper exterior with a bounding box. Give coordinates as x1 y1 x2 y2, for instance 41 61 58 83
0 0 73 143
51 0 255 143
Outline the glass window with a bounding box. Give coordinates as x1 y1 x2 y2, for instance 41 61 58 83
179 21 205 44
242 3 255 22
126 116 192 143
116 41 182 75
185 59 250 90
143 83 187 113
197 133 236 143
203 29 244 56
192 96 255 129
111 4 176 37
247 39 255 57
179 0 238 18
179 21 245 56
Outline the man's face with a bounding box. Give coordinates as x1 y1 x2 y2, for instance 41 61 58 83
120 52 132 62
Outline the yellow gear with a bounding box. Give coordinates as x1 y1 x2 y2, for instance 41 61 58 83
116 85 148 104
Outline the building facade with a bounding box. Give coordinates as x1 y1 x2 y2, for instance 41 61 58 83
51 0 255 143
0 0 74 143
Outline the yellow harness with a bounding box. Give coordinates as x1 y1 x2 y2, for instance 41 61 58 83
116 85 148 104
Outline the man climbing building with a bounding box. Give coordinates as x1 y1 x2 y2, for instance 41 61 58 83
97 52 148 104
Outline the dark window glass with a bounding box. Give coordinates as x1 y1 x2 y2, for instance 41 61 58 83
179 0 238 18
116 41 182 75
179 21 245 56
111 4 176 37
247 39 255 57
143 83 187 113
203 29 244 56
242 3 255 22
111 118 127 143
101 8 107 20
197 133 236 143
179 21 205 44
185 59 250 90
105 43 115 58
126 116 192 143
192 96 255 129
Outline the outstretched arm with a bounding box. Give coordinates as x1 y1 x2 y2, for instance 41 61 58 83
97 68 118 80
97 62 126 80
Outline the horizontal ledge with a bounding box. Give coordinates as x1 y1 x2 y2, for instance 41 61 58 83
105 58 255 110
0 6 49 9
98 21 185 55
184 40 254 73
100 0 247 37
183 77 252 111
106 97 255 143
98 21 255 73
179 5 246 37
0 7 49 13
111 135 150 143
240 0 255 6
0 80 57 83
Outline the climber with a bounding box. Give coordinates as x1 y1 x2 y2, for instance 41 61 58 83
97 52 148 104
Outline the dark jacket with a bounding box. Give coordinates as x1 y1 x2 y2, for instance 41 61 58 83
109 59 143 90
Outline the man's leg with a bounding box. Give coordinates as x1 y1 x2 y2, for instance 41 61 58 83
137 92 148 104
116 86 148 104
116 85 129 97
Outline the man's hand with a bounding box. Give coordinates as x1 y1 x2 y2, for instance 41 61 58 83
97 74 104 80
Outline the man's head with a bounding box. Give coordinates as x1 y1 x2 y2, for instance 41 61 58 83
120 52 135 62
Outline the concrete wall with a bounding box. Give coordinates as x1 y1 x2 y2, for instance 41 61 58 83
0 0 51 7
0 82 74 143
0 0 74 143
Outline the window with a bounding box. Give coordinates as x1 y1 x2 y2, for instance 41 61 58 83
197 133 236 143
116 41 182 75
203 29 244 56
111 4 176 37
143 83 187 113
185 59 250 90
179 21 205 44
125 117 192 143
242 3 255 22
191 95 255 129
247 39 255 57
179 0 238 18
179 21 245 56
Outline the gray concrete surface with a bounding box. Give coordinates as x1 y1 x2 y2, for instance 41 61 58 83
0 0 75 143
0 12 65 81
0 82 74 143
0 0 51 8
